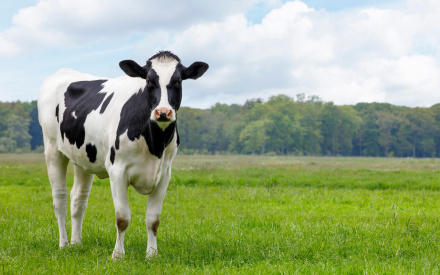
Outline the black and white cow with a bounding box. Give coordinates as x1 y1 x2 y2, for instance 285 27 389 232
38 51 208 259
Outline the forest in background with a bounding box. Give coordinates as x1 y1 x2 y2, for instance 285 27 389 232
0 101 42 153
2 94 440 157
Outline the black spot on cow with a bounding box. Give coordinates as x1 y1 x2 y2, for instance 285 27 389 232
60 80 108 148
55 104 59 123
145 69 161 111
86 143 97 163
100 93 114 114
167 68 182 111
110 146 115 164
114 88 178 159
176 126 180 147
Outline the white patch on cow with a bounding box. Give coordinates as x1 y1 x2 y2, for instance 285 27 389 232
71 111 77 119
149 57 178 124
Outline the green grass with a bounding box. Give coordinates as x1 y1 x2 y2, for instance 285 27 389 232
2 155 440 274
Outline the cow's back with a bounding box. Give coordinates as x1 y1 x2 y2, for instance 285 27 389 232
39 69 102 138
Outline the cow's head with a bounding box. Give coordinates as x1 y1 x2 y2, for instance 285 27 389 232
119 51 209 129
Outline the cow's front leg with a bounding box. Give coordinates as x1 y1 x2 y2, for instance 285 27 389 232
146 168 171 258
109 173 130 260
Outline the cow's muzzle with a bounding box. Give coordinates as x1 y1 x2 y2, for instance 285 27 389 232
154 108 173 122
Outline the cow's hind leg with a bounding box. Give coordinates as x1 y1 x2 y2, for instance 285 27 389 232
45 146 70 247
146 168 171 258
70 165 94 245
109 172 130 260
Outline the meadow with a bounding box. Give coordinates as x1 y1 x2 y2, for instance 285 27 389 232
2 155 440 274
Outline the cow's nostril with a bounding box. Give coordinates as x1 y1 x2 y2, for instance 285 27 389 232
155 108 172 121
166 110 173 119
154 109 161 119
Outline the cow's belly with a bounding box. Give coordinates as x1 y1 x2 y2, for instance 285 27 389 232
57 142 109 177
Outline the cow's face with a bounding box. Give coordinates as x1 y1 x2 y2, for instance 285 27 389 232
119 51 209 130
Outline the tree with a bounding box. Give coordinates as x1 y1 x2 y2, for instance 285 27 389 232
8 114 32 150
0 114 32 152
338 106 362 155
297 95 323 155
264 95 301 154
429 104 440 157
391 117 412 157
226 119 246 153
320 102 340 156
0 102 13 137
376 111 400 157
353 120 364 156
239 120 270 154
201 108 229 153
320 103 361 156
29 107 44 150
359 106 381 156
177 107 205 151
0 137 16 153
242 98 264 113
406 108 435 157
353 103 402 156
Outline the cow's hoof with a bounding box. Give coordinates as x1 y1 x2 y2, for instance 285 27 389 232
59 240 69 248
112 250 124 261
146 248 158 260
70 240 82 246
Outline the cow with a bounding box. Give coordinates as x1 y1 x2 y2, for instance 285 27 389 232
38 51 209 259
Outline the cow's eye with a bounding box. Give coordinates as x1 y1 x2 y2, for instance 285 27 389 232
176 80 182 85
147 80 152 85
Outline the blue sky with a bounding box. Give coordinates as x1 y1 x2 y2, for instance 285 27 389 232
246 0 404 23
2 0 440 108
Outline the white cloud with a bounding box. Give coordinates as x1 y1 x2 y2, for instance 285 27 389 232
127 0 440 108
0 0 273 55
2 0 440 108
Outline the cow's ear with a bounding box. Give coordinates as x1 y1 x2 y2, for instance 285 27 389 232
182 62 209 80
119 60 146 79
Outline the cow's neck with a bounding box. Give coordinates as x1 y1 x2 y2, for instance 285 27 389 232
143 120 177 159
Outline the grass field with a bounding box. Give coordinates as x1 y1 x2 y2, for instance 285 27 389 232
2 155 440 274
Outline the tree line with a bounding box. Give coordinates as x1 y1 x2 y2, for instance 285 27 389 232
177 94 440 158
1 94 440 157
